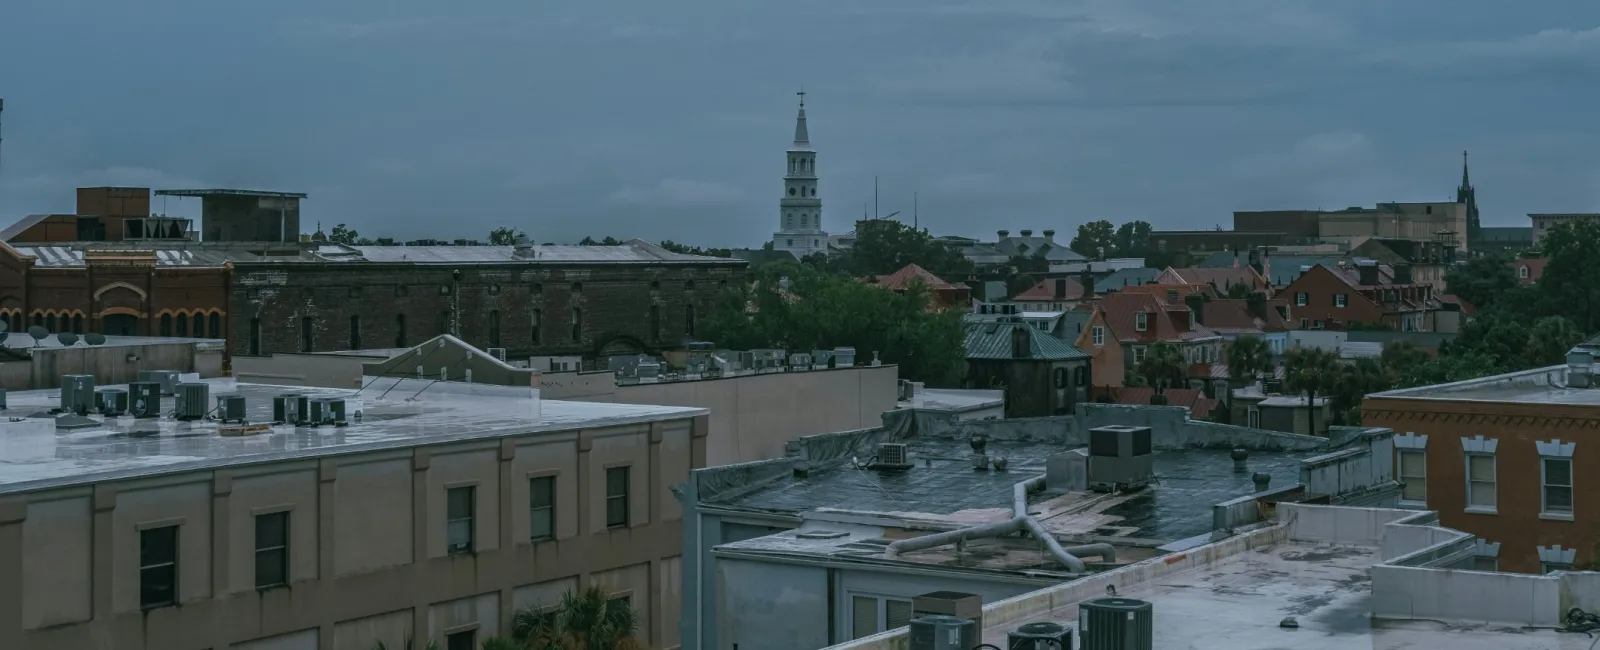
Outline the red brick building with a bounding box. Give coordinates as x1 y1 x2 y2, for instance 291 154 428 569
1278 261 1440 331
1364 364 1600 573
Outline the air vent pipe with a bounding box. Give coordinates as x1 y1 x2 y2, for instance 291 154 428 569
884 475 1113 573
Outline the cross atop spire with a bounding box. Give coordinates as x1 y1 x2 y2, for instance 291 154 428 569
792 88 811 147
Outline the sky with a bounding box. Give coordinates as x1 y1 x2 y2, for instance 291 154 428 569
2 1 1599 247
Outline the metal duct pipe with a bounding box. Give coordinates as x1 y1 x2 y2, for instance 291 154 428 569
885 518 1025 556
1020 516 1088 573
1061 542 1117 562
885 474 1093 574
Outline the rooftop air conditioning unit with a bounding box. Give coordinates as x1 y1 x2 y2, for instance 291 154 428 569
217 395 247 423
1569 350 1594 389
834 347 857 367
174 382 210 421
128 381 162 418
488 347 508 362
908 615 978 650
309 398 347 426
274 394 310 425
638 361 661 380
913 592 984 634
1079 598 1153 650
1008 621 1074 650
1087 425 1154 492
96 388 128 416
139 370 181 396
59 374 96 415
811 349 835 368
788 353 813 369
873 442 913 471
898 379 915 401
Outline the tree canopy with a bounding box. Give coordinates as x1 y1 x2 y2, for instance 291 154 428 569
811 219 974 280
489 227 526 245
700 261 967 386
1070 220 1116 259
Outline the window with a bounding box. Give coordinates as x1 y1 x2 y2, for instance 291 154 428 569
1473 556 1499 572
532 282 544 294
650 306 661 341
489 283 501 295
1295 292 1308 307
1334 294 1347 308
140 525 179 609
1053 367 1068 388
300 316 314 352
1398 450 1426 503
447 486 475 555
786 238 794 247
395 314 407 348
1542 457 1573 516
1518 266 1530 279
530 476 555 541
175 313 188 337
160 313 173 337
1466 453 1496 510
191 313 203 337
208 312 221 339
650 280 660 291
531 309 542 345
605 467 630 528
1092 326 1105 347
685 280 696 291
850 594 914 639
1075 366 1087 386
1246 407 1260 429
249 317 262 356
255 512 289 589
446 630 476 650
441 311 451 335
1135 312 1148 331
1542 562 1573 575
685 304 697 337
1312 320 1324 329
349 315 362 350
1132 346 1146 365
570 307 583 342
1299 318 1308 329
489 310 501 348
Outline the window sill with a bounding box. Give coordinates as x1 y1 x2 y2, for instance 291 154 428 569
1539 512 1575 522
1463 506 1498 516
530 536 555 544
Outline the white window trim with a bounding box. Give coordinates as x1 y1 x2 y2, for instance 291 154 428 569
1538 545 1577 574
1397 448 1427 507
1295 292 1308 307
1471 539 1501 573
1131 345 1147 365
1518 266 1530 279
1462 435 1498 515
1135 312 1148 332
1538 440 1575 521
1092 326 1105 347
1335 294 1347 308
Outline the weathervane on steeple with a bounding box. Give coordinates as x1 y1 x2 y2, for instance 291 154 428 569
797 87 805 108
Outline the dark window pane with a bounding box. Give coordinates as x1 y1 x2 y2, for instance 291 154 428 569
255 512 287 550
255 548 287 588
448 487 475 519
1545 458 1572 486
446 630 476 650
606 467 629 497
140 564 176 608
141 526 177 565
531 477 554 507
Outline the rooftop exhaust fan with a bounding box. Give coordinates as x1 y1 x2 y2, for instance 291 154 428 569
1079 597 1153 650
872 442 914 472
1008 621 1073 650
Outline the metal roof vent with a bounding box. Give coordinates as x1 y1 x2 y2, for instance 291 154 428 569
1080 597 1154 650
795 531 849 540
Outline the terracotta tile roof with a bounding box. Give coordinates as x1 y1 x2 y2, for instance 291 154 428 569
873 263 959 292
1118 283 1215 301
1011 277 1088 301
1095 292 1220 344
1114 387 1218 419
1200 299 1290 334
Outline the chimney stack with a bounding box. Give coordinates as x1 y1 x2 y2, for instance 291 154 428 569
997 229 1010 239
1020 229 1033 237
1246 291 1267 319
1079 271 1095 298
1043 229 1056 241
1010 325 1029 358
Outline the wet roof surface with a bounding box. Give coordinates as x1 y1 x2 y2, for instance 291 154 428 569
977 541 1564 649
1372 365 1600 407
0 378 704 494
711 437 1302 543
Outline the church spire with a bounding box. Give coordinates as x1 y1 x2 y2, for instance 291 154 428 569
1460 150 1472 190
792 90 810 147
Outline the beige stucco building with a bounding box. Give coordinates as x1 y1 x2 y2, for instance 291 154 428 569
1529 212 1600 245
0 377 705 650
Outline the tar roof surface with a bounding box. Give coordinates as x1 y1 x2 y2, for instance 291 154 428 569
709 437 1301 543
0 378 705 494
976 540 1559 649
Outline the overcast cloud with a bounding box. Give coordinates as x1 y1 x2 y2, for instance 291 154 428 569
2 1 1598 246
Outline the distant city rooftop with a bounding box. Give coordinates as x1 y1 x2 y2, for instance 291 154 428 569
0 377 705 495
297 240 740 265
896 387 1003 414
152 189 309 198
1369 364 1600 407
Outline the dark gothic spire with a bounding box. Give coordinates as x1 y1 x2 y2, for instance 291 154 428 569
1460 150 1472 190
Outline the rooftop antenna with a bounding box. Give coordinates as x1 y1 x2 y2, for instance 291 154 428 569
874 176 879 219
913 192 919 230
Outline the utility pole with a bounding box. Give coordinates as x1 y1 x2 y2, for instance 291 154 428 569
913 192 919 231
874 176 879 219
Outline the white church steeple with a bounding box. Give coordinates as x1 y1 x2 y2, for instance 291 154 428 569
772 90 827 258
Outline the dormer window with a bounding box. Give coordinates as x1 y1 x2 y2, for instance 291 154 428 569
1518 266 1530 279
1135 312 1148 332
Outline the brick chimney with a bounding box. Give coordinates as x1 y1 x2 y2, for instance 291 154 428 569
1043 229 1056 241
1079 271 1095 298
1010 325 1030 358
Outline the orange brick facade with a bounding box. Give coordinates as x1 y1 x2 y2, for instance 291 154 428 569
0 244 230 340
1363 396 1597 573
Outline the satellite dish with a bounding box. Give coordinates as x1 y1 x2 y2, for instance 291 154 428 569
85 333 106 346
57 332 79 346
27 326 47 342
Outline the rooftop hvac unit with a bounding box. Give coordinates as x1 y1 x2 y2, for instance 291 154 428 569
811 349 834 368
309 398 347 426
1568 350 1594 388
274 394 310 425
913 592 984 634
1087 425 1154 492
637 361 661 380
788 353 813 369
128 381 162 418
898 380 915 401
908 615 978 650
217 395 247 423
96 388 129 416
138 370 181 396
873 442 913 471
834 347 857 367
1078 598 1152 650
488 347 508 362
174 383 210 421
59 374 96 414
1008 621 1074 650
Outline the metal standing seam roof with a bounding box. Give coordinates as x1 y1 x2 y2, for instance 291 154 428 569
964 321 1091 360
303 240 741 265
11 246 267 268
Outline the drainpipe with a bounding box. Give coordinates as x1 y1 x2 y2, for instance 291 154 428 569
885 475 1113 573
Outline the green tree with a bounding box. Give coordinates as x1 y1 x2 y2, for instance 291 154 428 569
1524 315 1586 367
1330 357 1390 424
1540 218 1600 330
328 223 360 245
1137 343 1187 393
1379 340 1429 378
1070 220 1116 259
825 220 973 279
578 236 623 246
659 240 733 258
1447 310 1530 369
1399 351 1505 388
489 227 526 245
1445 253 1520 311
700 262 966 386
1226 336 1272 384
1112 220 1153 257
1284 347 1340 435
513 585 646 650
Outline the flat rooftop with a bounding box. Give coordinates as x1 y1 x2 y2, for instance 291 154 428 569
709 437 1302 544
896 388 1003 413
0 377 704 494
1369 364 1600 407
971 539 1557 650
